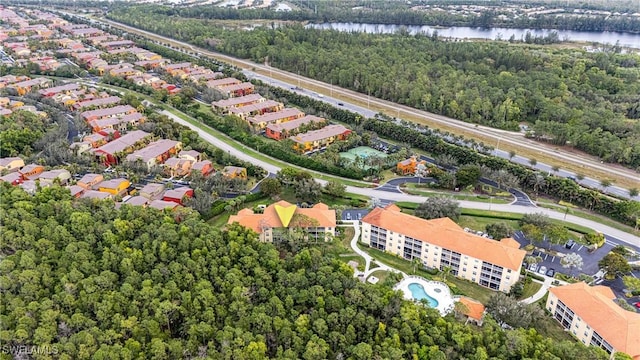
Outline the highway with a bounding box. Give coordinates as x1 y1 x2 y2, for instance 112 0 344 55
86 15 640 201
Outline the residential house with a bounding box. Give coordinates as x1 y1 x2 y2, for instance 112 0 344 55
162 187 194 205
148 199 181 211
206 77 241 88
83 133 108 148
67 185 85 198
222 166 247 179
0 157 25 172
39 83 80 97
212 93 264 111
100 40 135 50
456 297 486 326
73 96 121 111
9 77 51 95
214 82 254 97
178 150 201 163
163 157 193 177
360 204 526 292
247 108 304 130
20 180 41 194
80 190 112 200
163 62 192 77
125 139 182 169
121 196 150 207
265 115 324 140
228 100 284 119
139 183 166 200
18 164 44 180
191 160 214 177
291 125 352 153
38 169 71 186
92 130 152 166
77 173 104 189
546 283 640 359
81 105 136 122
89 113 145 133
97 178 130 197
228 200 336 243
0 172 23 185
69 142 93 155
397 156 428 175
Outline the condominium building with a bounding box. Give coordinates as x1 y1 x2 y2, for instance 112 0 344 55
228 200 336 243
360 204 526 292
547 282 640 359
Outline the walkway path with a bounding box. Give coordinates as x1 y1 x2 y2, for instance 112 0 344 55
341 220 406 279
520 273 570 304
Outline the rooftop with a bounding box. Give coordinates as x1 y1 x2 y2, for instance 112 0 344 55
81 105 136 120
550 283 640 359
212 93 263 108
266 115 324 132
228 200 336 233
228 100 282 115
248 107 304 125
361 205 526 270
98 178 128 189
126 139 180 163
291 124 351 144
207 77 241 87
94 130 150 155
148 199 180 210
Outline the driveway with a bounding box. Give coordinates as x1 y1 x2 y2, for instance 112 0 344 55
513 231 613 276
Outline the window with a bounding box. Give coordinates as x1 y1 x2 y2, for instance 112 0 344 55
463 268 467 272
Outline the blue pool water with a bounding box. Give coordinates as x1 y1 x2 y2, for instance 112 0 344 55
408 283 439 308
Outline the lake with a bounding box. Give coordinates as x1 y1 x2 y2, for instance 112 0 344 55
307 23 640 49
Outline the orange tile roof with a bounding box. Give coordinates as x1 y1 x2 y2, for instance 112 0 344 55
228 200 336 233
550 283 640 359
361 206 526 270
458 297 485 321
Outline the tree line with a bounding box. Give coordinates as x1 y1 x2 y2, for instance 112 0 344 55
0 183 615 359
107 8 640 170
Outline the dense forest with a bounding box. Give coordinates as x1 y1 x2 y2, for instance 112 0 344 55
101 1 640 33
0 184 615 359
107 8 640 170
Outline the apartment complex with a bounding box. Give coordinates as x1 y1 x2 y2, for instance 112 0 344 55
228 200 336 242
546 283 640 359
360 205 526 292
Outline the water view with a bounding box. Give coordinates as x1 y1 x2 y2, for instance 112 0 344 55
307 23 640 49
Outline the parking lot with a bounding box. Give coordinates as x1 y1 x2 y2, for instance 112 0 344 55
342 209 371 221
513 231 614 277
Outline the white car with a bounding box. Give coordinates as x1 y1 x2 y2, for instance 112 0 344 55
529 263 538 272
538 266 547 275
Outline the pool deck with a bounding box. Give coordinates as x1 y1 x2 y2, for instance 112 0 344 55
395 276 455 316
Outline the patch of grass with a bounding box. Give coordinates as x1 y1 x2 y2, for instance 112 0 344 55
519 281 543 300
403 184 512 204
368 269 389 284
339 226 355 249
538 202 640 237
457 215 520 233
445 277 495 304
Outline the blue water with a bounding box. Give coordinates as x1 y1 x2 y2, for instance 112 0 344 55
408 283 439 308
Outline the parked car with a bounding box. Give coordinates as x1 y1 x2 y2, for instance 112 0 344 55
565 239 575 249
346 213 352 220
337 102 344 106
634 302 640 309
357 213 362 220
529 263 539 272
546 268 555 277
538 266 547 275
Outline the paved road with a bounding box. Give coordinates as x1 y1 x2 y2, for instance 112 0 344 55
163 107 640 250
81 15 640 200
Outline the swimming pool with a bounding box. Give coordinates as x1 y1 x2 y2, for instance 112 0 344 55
395 277 454 315
408 283 439 308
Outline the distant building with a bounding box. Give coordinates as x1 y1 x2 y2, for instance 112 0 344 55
456 297 486 326
248 108 304 130
547 282 640 359
291 125 352 153
397 156 427 175
191 160 214 177
148 199 181 211
125 139 182 169
139 183 166 200
228 200 336 242
18 164 45 180
77 173 104 190
222 166 247 179
162 187 194 205
97 178 130 197
265 115 324 140
0 157 25 173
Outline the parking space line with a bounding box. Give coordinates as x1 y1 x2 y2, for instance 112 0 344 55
577 245 583 251
551 256 555 262
544 254 548 260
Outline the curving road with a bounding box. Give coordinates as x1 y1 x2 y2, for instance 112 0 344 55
86 15 640 200
161 108 640 250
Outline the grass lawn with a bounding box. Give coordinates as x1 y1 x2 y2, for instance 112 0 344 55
358 243 496 303
538 201 640 237
403 184 512 204
457 215 520 233
368 269 390 284
518 281 543 300
339 226 355 249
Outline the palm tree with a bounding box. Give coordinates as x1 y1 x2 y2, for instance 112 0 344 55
532 174 546 200
509 150 516 160
529 158 537 167
412 257 422 274
441 266 452 282
600 179 612 193
629 188 639 198
551 165 560 176
576 173 585 181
